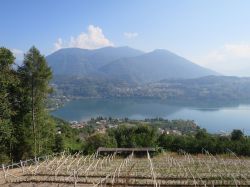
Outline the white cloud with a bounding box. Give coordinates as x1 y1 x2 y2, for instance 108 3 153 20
223 43 250 58
124 32 138 39
53 25 113 51
194 43 250 76
54 38 63 51
11 48 24 60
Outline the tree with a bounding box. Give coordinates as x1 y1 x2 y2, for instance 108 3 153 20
134 125 158 147
158 134 175 149
84 133 117 154
108 124 158 148
195 129 208 140
0 47 17 162
54 134 65 153
16 46 55 158
231 129 244 141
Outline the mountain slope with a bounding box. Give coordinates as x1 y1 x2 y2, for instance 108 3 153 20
46 46 144 76
46 48 92 76
100 49 218 83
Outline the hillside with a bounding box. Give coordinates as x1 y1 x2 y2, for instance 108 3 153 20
51 75 250 101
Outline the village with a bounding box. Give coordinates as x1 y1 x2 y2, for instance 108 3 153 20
68 118 187 136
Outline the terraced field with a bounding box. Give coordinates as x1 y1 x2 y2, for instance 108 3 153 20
1 150 250 186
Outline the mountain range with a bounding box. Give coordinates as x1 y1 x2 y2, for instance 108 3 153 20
46 47 250 101
46 46 218 83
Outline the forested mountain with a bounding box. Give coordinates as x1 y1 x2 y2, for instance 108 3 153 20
47 47 218 84
46 46 143 76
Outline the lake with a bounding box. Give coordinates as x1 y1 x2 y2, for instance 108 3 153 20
52 98 250 134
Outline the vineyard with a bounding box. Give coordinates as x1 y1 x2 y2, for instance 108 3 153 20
1 149 250 187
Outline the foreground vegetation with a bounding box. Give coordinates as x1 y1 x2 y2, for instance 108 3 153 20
83 122 250 156
0 47 83 163
55 116 250 157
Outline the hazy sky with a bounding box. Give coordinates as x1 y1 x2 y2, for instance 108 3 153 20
1 0 250 76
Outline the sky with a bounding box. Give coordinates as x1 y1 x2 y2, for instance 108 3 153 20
1 0 250 76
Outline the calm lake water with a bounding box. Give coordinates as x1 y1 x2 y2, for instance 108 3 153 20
52 98 250 134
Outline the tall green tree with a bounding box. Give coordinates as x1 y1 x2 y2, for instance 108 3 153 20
16 46 55 158
108 124 158 148
84 133 117 154
231 129 244 141
0 47 18 162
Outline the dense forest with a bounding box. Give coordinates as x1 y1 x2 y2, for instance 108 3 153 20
1 46 250 165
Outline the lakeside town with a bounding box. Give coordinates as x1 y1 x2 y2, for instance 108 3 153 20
66 117 198 135
70 119 182 135
65 117 232 138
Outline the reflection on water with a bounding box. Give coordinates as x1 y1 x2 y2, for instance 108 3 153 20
51 98 250 134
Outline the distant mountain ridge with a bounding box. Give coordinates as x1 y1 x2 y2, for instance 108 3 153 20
100 49 218 83
46 46 218 83
46 46 144 77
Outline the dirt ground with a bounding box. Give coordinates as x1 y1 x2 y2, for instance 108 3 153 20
2 183 94 187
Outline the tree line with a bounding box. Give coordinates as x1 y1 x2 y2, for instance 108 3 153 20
84 124 250 156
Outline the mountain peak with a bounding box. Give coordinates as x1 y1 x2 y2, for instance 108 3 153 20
150 49 177 56
152 49 167 52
